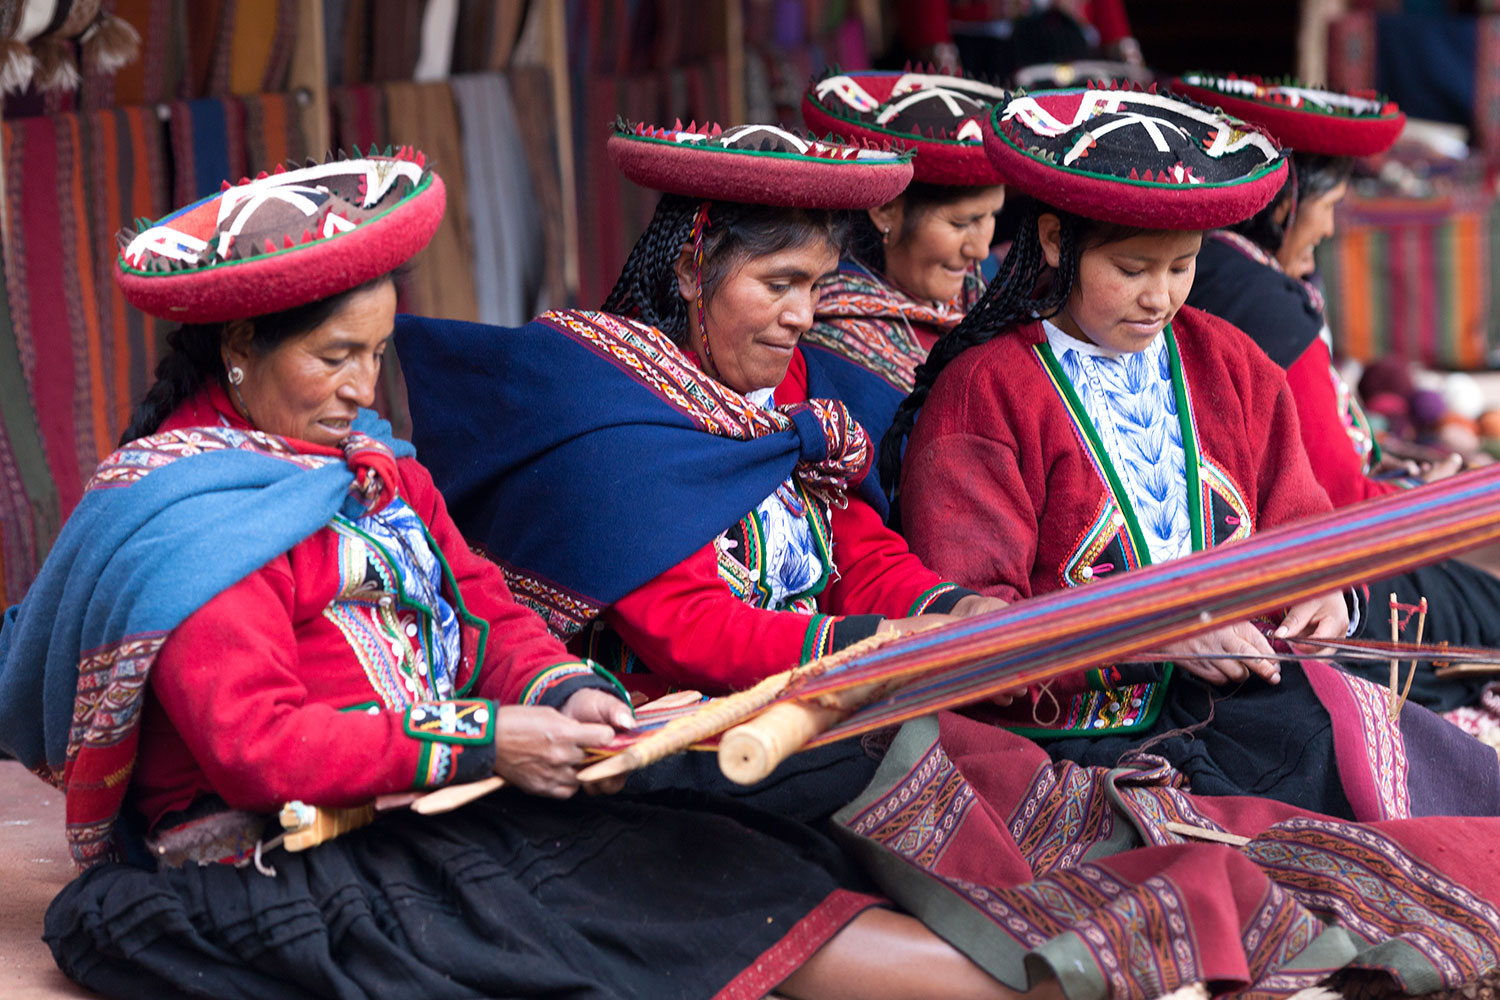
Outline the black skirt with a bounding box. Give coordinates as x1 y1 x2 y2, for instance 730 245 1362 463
45 790 878 1000
1040 665 1356 819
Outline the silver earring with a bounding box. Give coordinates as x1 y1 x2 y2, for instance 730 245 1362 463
882 226 891 246
228 365 245 385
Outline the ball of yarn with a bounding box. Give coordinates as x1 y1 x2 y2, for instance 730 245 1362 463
1409 387 1447 428
1359 357 1414 402
1478 409 1500 439
1442 372 1487 420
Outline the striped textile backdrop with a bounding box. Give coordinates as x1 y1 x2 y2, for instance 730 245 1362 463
1318 188 1500 371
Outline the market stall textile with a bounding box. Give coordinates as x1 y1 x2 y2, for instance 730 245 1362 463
81 103 169 457
382 80 479 323
1 113 108 525
450 73 546 326
1316 186 1500 370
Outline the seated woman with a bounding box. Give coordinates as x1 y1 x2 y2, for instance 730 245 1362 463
888 85 1500 822
0 151 1045 1000
1175 73 1500 713
396 123 1006 815
793 68 1006 447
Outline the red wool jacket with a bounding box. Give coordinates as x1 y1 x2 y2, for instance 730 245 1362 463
594 349 966 696
900 307 1332 728
133 387 612 829
1284 337 1398 508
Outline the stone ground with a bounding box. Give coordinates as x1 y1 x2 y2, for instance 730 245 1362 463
0 761 96 999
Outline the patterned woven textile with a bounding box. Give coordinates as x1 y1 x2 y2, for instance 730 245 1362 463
167 97 247 205
1 114 108 527
80 104 170 456
1317 187 1500 370
836 713 1500 1000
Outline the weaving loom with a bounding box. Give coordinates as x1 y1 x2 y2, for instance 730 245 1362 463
281 460 1500 848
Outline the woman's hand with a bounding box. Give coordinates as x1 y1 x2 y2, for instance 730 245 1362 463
1273 590 1349 655
949 594 1009 618
876 614 956 638
491 705 618 799
560 688 635 730
560 689 636 795
1159 622 1281 686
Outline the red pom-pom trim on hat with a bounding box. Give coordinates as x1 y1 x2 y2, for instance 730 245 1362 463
801 69 1006 186
982 86 1289 230
115 151 445 324
1168 73 1404 158
608 120 913 210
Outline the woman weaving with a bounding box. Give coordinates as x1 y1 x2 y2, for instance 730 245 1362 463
885 84 1500 822
397 123 1007 728
791 68 1007 447
802 84 1500 999
0 151 1050 1000
1173 72 1500 715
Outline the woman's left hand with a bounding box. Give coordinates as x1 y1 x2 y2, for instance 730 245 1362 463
561 688 636 795
1274 591 1349 654
560 688 635 730
949 594 1008 618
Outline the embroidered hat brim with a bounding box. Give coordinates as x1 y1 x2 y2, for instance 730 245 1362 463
115 149 446 324
1169 74 1405 158
801 69 1006 186
983 86 1289 230
607 121 913 210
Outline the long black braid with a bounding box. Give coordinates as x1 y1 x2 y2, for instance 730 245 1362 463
602 194 703 340
603 194 850 342
879 202 1088 517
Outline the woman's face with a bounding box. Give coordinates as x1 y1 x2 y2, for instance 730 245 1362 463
872 186 1006 303
1039 215 1202 354
1276 179 1347 278
675 238 841 394
225 281 397 447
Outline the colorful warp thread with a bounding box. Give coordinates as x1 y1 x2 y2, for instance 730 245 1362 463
580 461 1500 765
1318 188 1500 370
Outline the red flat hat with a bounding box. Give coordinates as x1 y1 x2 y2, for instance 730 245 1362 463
984 85 1289 230
607 119 913 210
115 148 445 324
1169 74 1404 158
802 69 1006 186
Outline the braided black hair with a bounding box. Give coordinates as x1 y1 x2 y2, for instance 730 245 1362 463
1226 152 1354 255
118 273 398 445
880 201 1121 517
603 194 850 342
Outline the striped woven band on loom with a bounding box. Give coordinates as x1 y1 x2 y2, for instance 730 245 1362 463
593 463 1500 763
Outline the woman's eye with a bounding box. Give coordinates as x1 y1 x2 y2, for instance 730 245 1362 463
322 356 344 367
767 282 791 294
1118 268 1143 278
